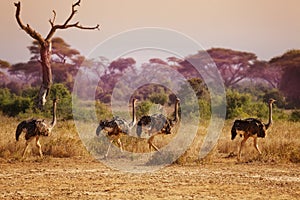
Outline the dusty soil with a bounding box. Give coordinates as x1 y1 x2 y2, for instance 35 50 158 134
0 157 299 200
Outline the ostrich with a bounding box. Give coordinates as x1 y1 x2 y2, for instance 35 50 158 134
96 98 137 158
136 98 180 152
231 99 276 161
16 98 58 158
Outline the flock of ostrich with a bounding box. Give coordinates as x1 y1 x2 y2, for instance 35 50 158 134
15 95 276 162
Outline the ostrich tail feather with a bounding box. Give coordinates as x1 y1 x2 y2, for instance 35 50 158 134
16 121 26 141
231 124 237 140
136 125 142 138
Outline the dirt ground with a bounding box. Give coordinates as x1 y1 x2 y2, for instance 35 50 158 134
0 157 299 200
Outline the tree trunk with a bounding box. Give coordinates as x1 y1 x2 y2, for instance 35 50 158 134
14 0 99 109
38 41 52 108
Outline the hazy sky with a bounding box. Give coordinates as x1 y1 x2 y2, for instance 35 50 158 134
1 0 300 64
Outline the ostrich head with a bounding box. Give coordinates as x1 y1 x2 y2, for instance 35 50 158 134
269 98 276 104
96 120 108 136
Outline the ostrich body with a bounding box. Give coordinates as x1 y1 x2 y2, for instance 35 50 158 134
96 98 137 158
137 98 180 152
136 114 171 137
231 99 275 161
16 99 58 158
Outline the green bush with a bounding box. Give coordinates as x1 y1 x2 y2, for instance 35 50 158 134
263 89 286 108
149 93 168 105
0 88 12 104
0 84 73 119
136 100 152 118
1 96 32 117
0 88 32 117
226 89 286 120
290 110 300 122
55 84 73 118
21 87 39 99
95 100 113 120
198 99 211 120
226 89 251 119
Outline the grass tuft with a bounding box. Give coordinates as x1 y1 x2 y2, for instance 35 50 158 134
0 114 299 164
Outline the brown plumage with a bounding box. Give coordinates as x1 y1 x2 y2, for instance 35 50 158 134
16 98 58 158
231 99 276 161
136 98 180 152
96 98 137 158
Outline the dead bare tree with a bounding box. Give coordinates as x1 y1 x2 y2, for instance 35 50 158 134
14 0 99 108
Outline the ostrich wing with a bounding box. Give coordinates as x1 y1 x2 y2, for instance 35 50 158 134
16 120 27 141
16 119 46 141
113 117 130 134
231 126 237 140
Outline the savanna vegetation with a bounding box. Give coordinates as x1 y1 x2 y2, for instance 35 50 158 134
0 36 299 164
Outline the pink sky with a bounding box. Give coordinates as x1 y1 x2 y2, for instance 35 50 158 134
1 0 300 63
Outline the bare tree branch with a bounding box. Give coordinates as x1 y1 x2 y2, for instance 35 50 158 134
63 1 78 26
73 0 81 7
14 0 99 108
49 10 56 27
14 1 44 43
45 0 99 41
71 23 100 30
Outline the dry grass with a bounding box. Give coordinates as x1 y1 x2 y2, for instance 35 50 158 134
217 120 300 163
0 115 89 160
0 114 299 164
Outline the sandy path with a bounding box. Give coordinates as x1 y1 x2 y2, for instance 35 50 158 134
0 157 299 200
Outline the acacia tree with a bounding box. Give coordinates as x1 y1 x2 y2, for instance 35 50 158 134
269 49 300 107
248 60 282 88
206 48 257 87
96 58 137 103
0 60 10 84
14 0 99 108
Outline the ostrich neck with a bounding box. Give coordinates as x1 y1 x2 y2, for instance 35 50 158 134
131 100 136 127
50 102 57 129
266 102 273 129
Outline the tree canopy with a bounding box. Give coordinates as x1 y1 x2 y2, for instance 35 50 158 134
1 35 300 109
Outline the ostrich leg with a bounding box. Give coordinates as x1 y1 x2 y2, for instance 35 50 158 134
22 137 34 158
253 137 262 155
105 140 113 158
36 137 43 158
238 135 249 161
22 141 30 158
148 134 161 152
116 138 124 153
105 138 124 158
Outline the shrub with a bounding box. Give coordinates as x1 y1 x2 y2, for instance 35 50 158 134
44 84 73 120
1 96 32 117
0 88 14 112
198 99 211 120
136 101 152 119
290 110 300 122
0 84 74 119
95 101 113 120
226 89 251 119
263 89 286 108
149 93 168 105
